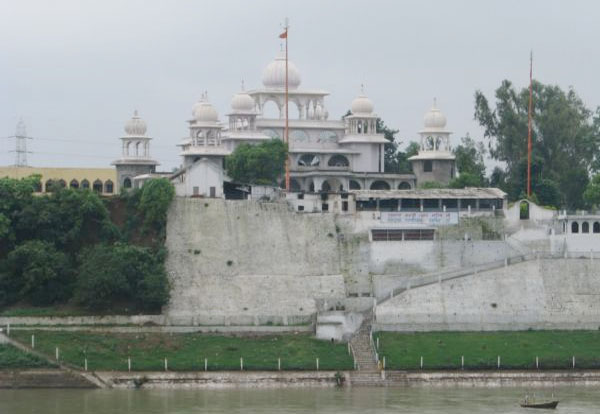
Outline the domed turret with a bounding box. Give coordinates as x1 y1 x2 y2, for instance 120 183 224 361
231 91 255 113
262 51 301 90
351 91 374 116
423 99 447 129
124 110 147 136
193 93 219 122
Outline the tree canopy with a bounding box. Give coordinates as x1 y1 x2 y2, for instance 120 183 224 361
452 134 487 187
474 80 600 208
225 139 288 185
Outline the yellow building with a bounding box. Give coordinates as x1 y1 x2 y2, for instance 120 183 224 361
0 166 118 195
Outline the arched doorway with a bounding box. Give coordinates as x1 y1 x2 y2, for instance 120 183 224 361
327 155 349 167
93 179 103 193
519 200 530 220
398 181 411 190
123 178 132 189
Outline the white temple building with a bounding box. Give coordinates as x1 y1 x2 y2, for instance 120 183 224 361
116 47 458 197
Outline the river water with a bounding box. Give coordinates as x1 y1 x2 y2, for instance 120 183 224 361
0 386 596 413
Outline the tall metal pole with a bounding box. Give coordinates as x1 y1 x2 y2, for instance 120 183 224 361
527 51 533 197
284 19 290 192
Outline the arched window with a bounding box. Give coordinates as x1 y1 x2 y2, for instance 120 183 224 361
370 180 391 190
582 222 590 233
81 179 90 189
104 180 114 194
398 181 411 190
328 155 349 167
58 179 66 188
572 222 579 234
349 180 361 190
126 141 131 156
594 222 600 234
33 179 42 192
93 179 103 193
69 179 79 189
123 178 132 189
45 179 55 192
298 154 320 167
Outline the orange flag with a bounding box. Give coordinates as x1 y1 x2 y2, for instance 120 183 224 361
279 30 287 39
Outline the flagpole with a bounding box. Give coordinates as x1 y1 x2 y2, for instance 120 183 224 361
284 20 290 192
527 51 533 197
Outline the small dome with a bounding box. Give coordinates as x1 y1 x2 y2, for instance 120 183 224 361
124 110 147 136
351 94 374 115
193 94 219 122
423 99 447 129
231 91 255 112
262 51 301 90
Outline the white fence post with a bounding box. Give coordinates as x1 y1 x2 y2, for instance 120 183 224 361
376 337 379 350
420 356 423 369
128 357 131 372
6 324 9 336
240 357 243 371
461 355 464 370
204 358 207 372
497 356 500 369
31 335 35 349
536 356 539 369
164 358 168 372
316 358 319 371
55 347 59 361
383 356 386 370
85 358 88 371
573 356 575 369
278 358 281 371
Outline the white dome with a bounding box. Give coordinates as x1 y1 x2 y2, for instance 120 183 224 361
262 51 301 90
231 91 255 112
193 95 219 122
423 99 447 129
124 110 147 136
351 94 374 115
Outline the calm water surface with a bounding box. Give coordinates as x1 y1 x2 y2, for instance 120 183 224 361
0 386 597 414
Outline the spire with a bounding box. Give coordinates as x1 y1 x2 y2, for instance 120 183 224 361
433 97 437 108
241 79 245 91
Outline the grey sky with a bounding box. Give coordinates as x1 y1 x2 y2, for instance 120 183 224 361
1 0 598 172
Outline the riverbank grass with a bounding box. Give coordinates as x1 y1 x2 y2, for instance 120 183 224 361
0 345 56 369
10 331 353 371
375 331 600 370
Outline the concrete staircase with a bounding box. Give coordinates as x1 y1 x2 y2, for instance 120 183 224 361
348 314 384 386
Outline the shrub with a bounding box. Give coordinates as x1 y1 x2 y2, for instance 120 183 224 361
74 243 169 311
5 240 73 306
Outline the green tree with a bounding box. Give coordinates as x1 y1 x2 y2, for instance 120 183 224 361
449 173 482 189
138 178 175 236
5 240 72 306
225 139 288 185
584 174 600 208
75 243 169 311
453 134 487 186
474 80 600 208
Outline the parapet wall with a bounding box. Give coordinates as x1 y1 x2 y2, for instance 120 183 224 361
375 258 600 331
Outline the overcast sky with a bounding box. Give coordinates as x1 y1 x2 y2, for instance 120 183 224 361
1 0 598 171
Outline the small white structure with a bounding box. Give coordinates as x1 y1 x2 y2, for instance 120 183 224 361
112 110 159 191
173 94 229 198
409 99 456 185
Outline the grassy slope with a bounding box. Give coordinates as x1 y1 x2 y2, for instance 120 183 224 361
0 344 55 369
375 331 600 370
11 331 353 371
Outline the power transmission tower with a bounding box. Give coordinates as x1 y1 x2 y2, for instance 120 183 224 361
9 119 33 167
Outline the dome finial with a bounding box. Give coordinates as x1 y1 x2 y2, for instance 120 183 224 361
133 109 139 117
360 83 365 95
433 97 437 108
241 79 245 91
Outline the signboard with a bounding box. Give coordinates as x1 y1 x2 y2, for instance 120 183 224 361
381 211 458 226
